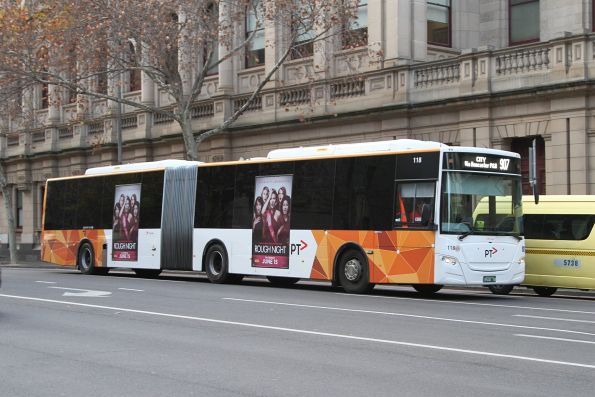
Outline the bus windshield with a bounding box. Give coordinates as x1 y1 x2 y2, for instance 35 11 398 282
441 172 522 236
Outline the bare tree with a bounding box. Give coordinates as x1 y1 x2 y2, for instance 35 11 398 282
0 0 363 160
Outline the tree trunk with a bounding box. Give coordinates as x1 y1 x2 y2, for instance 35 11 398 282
177 106 198 161
0 163 17 264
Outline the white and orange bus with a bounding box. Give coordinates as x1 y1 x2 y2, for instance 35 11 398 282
41 139 525 294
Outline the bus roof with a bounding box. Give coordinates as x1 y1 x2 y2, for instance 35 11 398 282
523 195 595 214
85 160 201 175
79 139 519 175
266 139 445 159
266 139 519 160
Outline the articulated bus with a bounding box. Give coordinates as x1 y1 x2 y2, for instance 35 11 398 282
488 195 595 296
41 139 525 294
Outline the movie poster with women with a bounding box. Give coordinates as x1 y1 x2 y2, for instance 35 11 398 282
112 184 141 261
252 175 293 268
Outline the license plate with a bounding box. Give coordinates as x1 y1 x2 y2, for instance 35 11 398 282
483 276 496 283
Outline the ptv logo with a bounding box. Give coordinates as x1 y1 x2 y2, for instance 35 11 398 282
484 247 498 258
290 240 308 255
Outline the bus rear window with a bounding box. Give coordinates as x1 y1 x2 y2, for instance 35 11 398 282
524 214 595 240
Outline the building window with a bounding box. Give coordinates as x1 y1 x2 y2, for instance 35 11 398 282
427 1 451 47
509 0 540 45
205 3 219 75
37 46 49 109
290 2 315 60
16 190 23 229
129 42 141 92
245 1 265 68
342 0 368 49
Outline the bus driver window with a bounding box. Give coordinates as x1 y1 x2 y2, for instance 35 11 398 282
395 182 435 227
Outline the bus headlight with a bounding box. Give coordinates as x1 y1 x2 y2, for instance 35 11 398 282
516 257 525 266
442 255 458 266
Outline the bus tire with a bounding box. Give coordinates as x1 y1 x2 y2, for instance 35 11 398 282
488 284 514 295
412 284 443 295
78 242 99 275
267 276 300 287
533 286 557 297
205 243 234 284
134 269 162 278
338 249 374 294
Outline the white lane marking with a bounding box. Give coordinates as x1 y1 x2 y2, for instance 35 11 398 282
35 281 56 284
48 287 111 297
118 288 144 292
0 293 594 370
223 298 595 337
336 293 595 315
514 315 595 324
516 334 595 345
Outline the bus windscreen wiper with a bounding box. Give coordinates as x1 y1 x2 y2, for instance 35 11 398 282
458 227 474 241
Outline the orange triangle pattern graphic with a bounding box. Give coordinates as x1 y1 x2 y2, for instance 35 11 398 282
309 230 435 284
42 229 106 267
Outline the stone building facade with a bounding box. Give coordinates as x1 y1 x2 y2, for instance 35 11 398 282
1 0 595 258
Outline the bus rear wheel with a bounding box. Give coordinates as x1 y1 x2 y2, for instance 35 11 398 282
205 243 241 284
533 286 557 297
488 285 514 295
338 249 374 294
412 284 443 295
134 269 162 278
78 242 106 275
267 276 300 287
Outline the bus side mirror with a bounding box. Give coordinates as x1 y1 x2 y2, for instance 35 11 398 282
529 139 539 204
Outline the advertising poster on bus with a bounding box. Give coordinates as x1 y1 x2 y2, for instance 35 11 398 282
252 175 293 268
112 184 141 261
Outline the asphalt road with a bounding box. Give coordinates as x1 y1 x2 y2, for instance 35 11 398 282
1 266 594 397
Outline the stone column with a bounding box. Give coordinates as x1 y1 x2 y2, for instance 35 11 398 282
177 10 195 97
76 61 89 119
263 0 281 88
217 1 234 93
140 42 155 106
47 83 61 124
367 0 383 70
385 0 426 65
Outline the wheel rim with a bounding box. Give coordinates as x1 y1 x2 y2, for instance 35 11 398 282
209 251 223 276
344 258 362 282
80 247 91 271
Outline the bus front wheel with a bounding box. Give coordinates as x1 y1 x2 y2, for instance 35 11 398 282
533 286 557 297
338 249 374 294
205 243 241 284
412 284 443 295
78 242 106 275
488 285 514 295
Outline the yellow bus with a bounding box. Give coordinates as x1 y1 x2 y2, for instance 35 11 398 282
488 195 595 296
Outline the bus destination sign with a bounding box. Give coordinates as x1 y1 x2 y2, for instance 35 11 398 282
444 153 520 174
